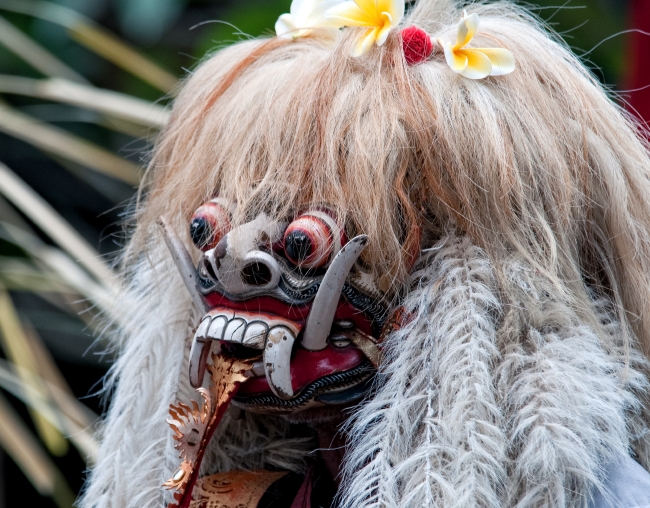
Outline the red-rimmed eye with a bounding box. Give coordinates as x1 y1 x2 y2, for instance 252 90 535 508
189 200 231 251
283 211 343 268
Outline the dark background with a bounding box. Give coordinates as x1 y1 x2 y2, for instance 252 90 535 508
0 0 641 505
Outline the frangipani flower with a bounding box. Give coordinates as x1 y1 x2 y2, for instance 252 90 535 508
275 0 343 40
437 11 515 79
325 0 405 56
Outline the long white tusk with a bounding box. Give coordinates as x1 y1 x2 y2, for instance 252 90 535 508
263 326 296 399
189 339 209 388
300 235 368 351
189 318 213 388
157 216 210 313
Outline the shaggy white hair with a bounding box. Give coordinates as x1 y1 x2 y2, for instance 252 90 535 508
339 232 648 508
80 230 650 507
79 0 650 503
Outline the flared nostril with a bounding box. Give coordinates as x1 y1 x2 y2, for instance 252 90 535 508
202 257 218 281
209 246 281 295
240 262 273 286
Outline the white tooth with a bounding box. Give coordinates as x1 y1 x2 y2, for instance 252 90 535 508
263 326 295 400
330 333 351 348
208 307 235 320
242 322 269 349
224 318 246 343
189 337 210 388
195 317 211 339
207 315 228 340
251 360 265 377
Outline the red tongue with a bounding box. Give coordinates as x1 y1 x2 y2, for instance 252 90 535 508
164 354 253 508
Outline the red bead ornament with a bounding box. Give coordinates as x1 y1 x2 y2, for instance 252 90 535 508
402 26 434 66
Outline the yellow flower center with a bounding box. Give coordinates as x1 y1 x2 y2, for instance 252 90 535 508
379 11 392 28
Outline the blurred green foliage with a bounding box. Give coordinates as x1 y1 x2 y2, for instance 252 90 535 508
0 0 630 99
530 0 627 85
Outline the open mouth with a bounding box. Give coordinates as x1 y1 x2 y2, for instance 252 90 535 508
189 305 301 399
189 294 379 406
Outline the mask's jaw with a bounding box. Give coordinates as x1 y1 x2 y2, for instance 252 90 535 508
188 307 302 398
161 217 381 405
186 235 370 400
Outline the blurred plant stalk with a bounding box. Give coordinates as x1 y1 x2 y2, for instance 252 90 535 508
0 107 142 185
0 285 67 456
0 392 76 507
0 0 178 93
0 163 119 286
0 15 87 83
0 76 170 127
0 0 180 502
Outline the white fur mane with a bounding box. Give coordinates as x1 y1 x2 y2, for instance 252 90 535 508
80 231 650 507
339 232 650 508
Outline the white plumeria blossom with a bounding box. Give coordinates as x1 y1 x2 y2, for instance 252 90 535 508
275 0 344 39
437 10 515 79
325 0 405 56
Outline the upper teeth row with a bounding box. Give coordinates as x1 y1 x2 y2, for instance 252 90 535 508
194 307 301 350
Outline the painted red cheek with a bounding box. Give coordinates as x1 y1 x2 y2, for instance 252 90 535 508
238 344 367 396
189 202 231 251
283 215 333 268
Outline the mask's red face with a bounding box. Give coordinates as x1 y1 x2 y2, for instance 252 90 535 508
184 199 386 414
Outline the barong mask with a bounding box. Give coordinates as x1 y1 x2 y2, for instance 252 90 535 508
79 2 650 507
158 199 411 506
163 200 387 409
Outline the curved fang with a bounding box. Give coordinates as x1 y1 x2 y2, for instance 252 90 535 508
189 318 210 387
157 216 209 313
301 235 368 351
263 326 296 400
189 338 216 388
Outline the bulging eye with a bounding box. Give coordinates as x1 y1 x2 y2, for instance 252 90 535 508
283 211 343 269
189 200 231 251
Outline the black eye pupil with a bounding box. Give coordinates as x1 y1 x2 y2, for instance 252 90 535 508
285 231 312 262
190 217 213 248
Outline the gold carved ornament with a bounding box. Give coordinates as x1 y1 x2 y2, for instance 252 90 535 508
163 353 254 508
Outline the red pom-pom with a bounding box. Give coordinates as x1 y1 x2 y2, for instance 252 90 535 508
401 26 434 65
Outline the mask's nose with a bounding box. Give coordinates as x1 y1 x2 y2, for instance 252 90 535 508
205 236 281 295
